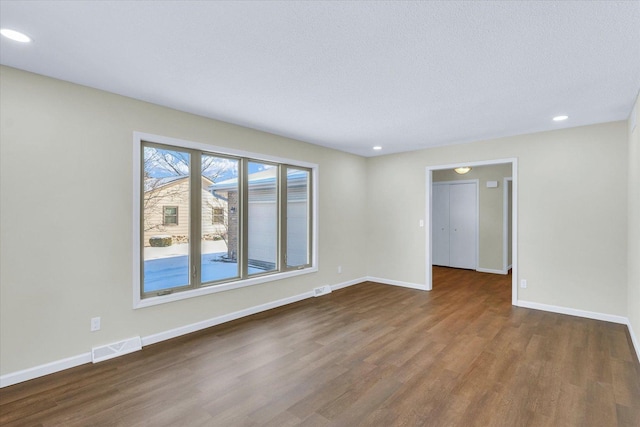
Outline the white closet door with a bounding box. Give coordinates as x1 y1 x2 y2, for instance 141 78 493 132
432 184 450 266
449 183 477 269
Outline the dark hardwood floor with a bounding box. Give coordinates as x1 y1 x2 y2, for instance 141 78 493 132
1 267 639 426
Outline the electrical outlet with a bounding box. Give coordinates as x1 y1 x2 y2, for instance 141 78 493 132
91 317 101 332
338 265 342 274
520 279 527 289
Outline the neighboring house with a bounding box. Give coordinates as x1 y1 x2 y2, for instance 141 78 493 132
210 168 309 269
144 175 227 246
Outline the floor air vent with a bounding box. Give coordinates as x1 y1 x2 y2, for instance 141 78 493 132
92 336 142 363
313 285 332 297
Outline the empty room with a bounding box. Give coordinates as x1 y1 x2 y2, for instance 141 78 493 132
1 1 639 426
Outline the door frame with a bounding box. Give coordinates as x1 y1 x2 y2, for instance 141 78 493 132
503 177 513 273
432 180 479 270
425 158 518 306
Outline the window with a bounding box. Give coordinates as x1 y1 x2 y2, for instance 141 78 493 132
163 206 178 225
135 133 317 305
212 207 224 224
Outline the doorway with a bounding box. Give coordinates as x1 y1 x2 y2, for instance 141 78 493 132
425 159 518 305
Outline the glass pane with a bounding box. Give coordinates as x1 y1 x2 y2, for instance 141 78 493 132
202 155 240 283
142 146 190 293
247 162 278 274
286 168 310 267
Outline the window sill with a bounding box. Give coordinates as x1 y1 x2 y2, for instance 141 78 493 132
134 266 318 309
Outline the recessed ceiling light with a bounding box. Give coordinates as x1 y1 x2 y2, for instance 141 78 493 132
373 146 382 150
0 29 32 43
553 115 568 122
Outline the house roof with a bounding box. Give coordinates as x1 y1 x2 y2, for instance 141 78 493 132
210 169 308 193
144 175 214 192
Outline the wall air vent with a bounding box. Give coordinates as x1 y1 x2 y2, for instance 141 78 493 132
313 285 332 297
91 336 142 363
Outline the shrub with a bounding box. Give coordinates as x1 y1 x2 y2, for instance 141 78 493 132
149 235 172 247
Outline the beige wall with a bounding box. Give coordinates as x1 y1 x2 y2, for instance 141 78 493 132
0 64 635 378
0 66 368 375
367 121 628 316
628 91 640 355
433 164 512 272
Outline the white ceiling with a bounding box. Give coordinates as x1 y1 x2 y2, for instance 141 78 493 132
1 1 639 157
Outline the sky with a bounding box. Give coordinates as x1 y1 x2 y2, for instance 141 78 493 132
144 146 275 182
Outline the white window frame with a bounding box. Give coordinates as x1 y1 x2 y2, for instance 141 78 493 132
133 132 318 309
212 207 224 225
163 206 179 226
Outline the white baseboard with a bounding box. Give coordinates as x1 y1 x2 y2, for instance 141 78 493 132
92 336 142 363
476 267 508 275
517 299 640 362
5 280 635 388
142 290 314 346
0 352 92 388
0 281 366 388
0 290 313 388
627 321 640 363
517 300 628 324
366 276 429 291
331 277 367 291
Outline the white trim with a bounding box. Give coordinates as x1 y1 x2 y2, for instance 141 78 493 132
476 267 508 275
92 336 142 363
511 161 518 306
517 301 639 362
331 277 367 291
503 177 513 273
366 276 429 291
132 131 319 309
133 131 319 169
627 321 640 363
135 267 318 309
517 300 628 324
4 278 636 388
142 290 314 346
426 158 518 305
0 353 92 388
2 278 368 388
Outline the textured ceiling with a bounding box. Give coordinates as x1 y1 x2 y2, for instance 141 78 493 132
1 1 639 157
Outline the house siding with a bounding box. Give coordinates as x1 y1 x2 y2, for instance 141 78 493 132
143 177 225 246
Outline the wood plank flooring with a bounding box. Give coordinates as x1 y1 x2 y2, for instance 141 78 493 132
1 267 639 426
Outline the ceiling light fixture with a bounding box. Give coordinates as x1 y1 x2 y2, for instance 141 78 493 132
373 146 382 150
553 115 568 122
0 28 32 43
454 167 472 174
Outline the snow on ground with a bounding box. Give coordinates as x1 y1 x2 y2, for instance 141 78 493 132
143 241 262 292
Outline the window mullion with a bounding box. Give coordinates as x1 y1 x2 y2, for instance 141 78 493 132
240 158 249 279
280 166 288 271
191 150 202 288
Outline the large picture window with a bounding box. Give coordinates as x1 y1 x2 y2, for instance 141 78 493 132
135 134 316 305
